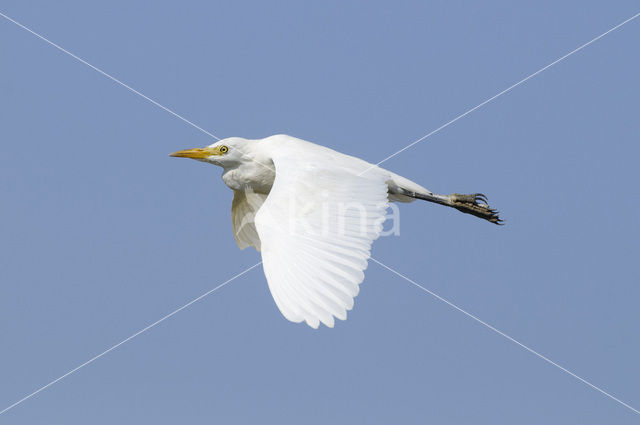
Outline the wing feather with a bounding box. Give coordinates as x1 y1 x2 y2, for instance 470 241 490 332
254 137 389 328
231 190 267 251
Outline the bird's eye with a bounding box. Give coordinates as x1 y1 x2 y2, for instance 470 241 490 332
219 145 229 154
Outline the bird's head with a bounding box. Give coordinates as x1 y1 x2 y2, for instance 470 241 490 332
169 137 251 167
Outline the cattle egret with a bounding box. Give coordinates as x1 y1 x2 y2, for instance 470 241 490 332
170 134 501 328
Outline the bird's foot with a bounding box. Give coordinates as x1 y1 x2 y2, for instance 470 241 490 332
449 193 503 225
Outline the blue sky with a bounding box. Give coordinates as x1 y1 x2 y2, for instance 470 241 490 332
1 1 639 423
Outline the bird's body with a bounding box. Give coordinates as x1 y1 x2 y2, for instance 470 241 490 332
211 135 453 202
171 134 501 328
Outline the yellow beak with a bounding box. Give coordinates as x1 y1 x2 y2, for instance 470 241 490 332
169 147 217 159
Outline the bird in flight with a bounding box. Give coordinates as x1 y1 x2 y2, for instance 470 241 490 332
170 134 501 328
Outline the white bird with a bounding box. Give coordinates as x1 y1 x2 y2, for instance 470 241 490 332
170 134 501 328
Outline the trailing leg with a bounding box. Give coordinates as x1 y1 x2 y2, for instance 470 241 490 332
396 188 503 225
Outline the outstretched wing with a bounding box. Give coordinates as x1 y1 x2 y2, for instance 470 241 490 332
254 141 389 328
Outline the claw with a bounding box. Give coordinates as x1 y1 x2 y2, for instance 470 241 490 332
449 192 503 225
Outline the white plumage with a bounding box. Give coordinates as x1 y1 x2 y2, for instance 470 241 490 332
171 134 501 328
